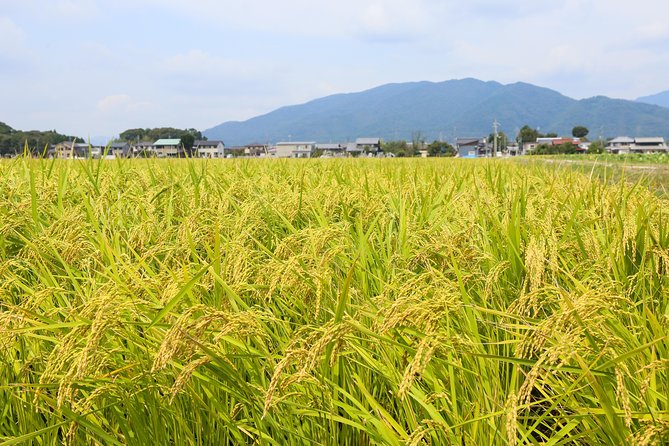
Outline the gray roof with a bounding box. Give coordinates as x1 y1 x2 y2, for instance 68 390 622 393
154 138 181 145
609 136 634 144
316 143 344 150
195 140 224 146
456 137 484 146
356 137 380 145
634 137 665 143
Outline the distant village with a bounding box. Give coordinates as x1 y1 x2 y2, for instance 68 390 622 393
41 134 669 160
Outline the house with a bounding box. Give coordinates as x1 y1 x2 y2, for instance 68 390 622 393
608 137 668 154
630 137 668 153
90 145 104 159
153 139 182 158
355 137 381 153
245 143 269 157
316 143 346 157
272 141 315 158
194 140 225 158
507 143 521 156
345 142 363 156
110 142 130 158
130 141 155 157
54 141 91 158
525 136 587 153
456 137 488 158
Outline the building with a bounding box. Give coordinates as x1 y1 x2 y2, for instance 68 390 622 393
110 142 130 158
245 143 269 157
194 140 225 158
345 142 363 157
315 143 346 157
272 141 315 158
507 143 521 156
130 141 155 157
54 141 91 158
355 137 381 153
456 137 488 158
153 139 182 158
607 137 668 154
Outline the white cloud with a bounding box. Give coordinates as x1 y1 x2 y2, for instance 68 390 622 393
0 16 25 55
97 94 152 113
163 49 255 76
3 0 669 137
50 0 98 18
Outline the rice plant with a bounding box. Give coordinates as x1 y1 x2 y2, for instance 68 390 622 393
0 157 667 445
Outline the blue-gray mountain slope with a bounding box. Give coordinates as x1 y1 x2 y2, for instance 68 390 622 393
637 90 669 108
204 79 669 145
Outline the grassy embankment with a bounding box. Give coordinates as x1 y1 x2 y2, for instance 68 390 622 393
0 157 668 445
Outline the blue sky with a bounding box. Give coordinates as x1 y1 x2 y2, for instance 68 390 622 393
1 0 668 142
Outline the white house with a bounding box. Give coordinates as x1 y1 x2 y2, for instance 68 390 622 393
316 143 346 157
153 139 182 158
195 140 225 158
272 142 315 158
54 141 91 159
110 142 130 158
355 137 381 153
632 137 668 152
130 141 155 157
608 137 668 154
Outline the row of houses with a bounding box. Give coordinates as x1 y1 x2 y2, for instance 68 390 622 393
272 138 382 158
49 138 383 159
50 139 226 159
44 135 669 160
455 136 669 158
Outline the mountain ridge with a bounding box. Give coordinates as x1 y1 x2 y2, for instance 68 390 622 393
204 79 669 145
637 90 669 108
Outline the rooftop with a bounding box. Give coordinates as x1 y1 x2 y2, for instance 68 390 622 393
154 139 181 145
356 137 381 145
609 136 634 144
634 137 665 143
195 140 224 146
275 141 316 146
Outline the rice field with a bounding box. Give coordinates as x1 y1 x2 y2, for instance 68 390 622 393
0 157 668 445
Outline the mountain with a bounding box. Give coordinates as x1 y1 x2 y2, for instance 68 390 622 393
204 79 669 145
637 90 669 108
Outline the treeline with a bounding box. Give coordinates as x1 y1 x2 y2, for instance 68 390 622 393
0 122 81 156
118 128 206 150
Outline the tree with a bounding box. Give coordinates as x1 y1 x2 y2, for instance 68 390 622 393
0 122 15 134
572 126 589 139
410 131 425 157
587 140 606 154
382 140 409 157
559 142 578 154
488 131 509 151
427 140 456 157
119 128 148 142
180 133 195 153
517 125 540 144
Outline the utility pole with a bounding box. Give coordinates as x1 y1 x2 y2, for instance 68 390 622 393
493 119 500 157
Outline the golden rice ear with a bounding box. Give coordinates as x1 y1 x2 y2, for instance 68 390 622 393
1 157 667 444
